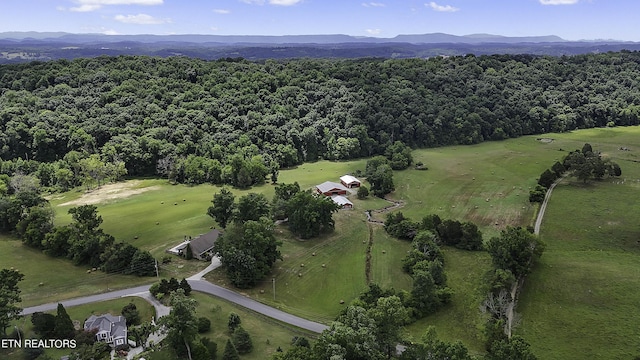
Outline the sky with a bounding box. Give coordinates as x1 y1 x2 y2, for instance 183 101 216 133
1 0 639 41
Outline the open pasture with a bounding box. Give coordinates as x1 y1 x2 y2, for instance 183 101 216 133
518 138 640 360
15 126 640 356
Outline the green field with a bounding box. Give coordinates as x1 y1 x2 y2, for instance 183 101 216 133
518 149 640 358
7 126 640 357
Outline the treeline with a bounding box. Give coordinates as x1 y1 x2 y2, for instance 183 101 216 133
1 52 640 188
0 182 156 276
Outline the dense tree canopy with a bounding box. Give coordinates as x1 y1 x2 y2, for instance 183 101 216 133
213 218 282 288
2 53 640 188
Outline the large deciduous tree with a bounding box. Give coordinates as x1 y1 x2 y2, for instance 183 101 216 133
207 188 235 228
286 190 340 239
486 227 545 279
213 219 281 288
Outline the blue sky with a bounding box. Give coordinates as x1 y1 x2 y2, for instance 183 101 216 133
1 0 639 41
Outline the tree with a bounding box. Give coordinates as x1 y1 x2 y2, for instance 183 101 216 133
31 312 57 338
487 335 537 360
129 321 156 350
367 296 409 358
314 306 385 360
537 169 557 189
54 303 75 340
356 185 369 199
129 249 156 277
16 205 54 249
222 338 240 360
197 317 211 333
486 227 545 278
161 289 199 360
180 277 192 296
286 190 340 239
121 302 140 326
213 219 281 288
367 163 395 197
0 268 24 336
228 312 241 332
207 188 236 228
235 192 270 223
400 326 472 360
232 326 253 354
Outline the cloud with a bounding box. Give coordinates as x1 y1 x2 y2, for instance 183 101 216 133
427 1 459 12
114 14 171 24
366 29 382 35
362 2 385 7
269 0 302 5
213 9 231 14
539 0 579 4
69 0 163 12
239 0 302 5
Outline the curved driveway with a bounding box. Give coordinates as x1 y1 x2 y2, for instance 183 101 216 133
22 280 327 334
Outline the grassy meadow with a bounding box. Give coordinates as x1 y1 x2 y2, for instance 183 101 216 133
517 129 640 359
7 125 640 357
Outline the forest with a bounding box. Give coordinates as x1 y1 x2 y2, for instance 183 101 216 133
1 51 640 190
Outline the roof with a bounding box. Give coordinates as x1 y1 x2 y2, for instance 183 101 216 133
84 314 127 339
331 195 353 207
316 181 349 194
189 229 221 255
340 175 361 184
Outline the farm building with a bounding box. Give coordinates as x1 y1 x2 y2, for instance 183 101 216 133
331 195 353 209
167 229 221 261
84 314 127 347
340 175 361 188
316 181 349 196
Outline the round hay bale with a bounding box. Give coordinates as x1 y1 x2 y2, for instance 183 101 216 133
156 222 160 225
340 300 345 304
92 268 97 272
260 290 265 294
183 199 186 201
298 272 302 277
38 282 44 286
161 201 164 204
174 203 178 205
300 263 305 267
134 236 139 239
382 250 386 254
322 264 326 268
86 270 91 273
312 252 316 256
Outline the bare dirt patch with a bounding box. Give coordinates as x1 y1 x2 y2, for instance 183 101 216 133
59 181 161 206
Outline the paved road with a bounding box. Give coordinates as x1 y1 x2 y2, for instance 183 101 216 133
22 280 328 334
22 285 152 315
188 279 328 333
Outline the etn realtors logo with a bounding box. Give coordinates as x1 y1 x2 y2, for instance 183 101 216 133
1 338 77 349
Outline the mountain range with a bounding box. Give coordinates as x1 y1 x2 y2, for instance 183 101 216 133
1 32 639 63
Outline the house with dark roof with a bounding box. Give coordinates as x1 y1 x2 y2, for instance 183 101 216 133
167 229 222 261
84 314 127 347
315 181 349 196
340 175 361 188
189 229 221 260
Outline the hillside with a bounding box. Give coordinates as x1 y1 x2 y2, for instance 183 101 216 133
1 52 640 191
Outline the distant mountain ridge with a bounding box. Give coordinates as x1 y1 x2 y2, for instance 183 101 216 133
1 31 639 63
0 32 568 44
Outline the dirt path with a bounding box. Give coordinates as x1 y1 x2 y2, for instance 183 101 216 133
363 197 405 283
59 180 161 206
